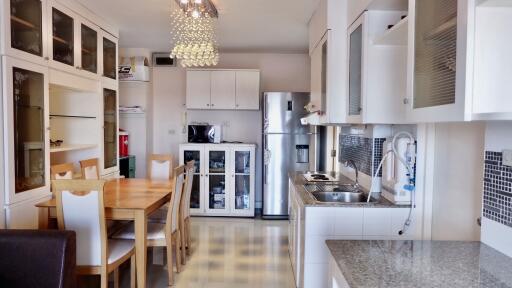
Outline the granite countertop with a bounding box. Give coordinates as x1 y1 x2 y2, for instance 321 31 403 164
326 240 512 288
289 171 406 208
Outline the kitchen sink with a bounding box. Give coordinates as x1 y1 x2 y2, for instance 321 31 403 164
304 184 376 203
311 191 373 203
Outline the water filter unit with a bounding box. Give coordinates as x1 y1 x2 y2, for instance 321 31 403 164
382 137 416 205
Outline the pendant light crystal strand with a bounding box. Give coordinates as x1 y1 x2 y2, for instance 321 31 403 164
170 1 219 67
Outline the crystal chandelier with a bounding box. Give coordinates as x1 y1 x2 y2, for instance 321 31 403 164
170 0 219 67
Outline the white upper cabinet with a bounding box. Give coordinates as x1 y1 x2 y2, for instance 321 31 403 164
346 11 407 124
186 70 211 109
186 69 260 110
1 0 50 66
307 0 348 125
47 0 79 75
406 0 512 122
210 71 236 110
235 71 260 110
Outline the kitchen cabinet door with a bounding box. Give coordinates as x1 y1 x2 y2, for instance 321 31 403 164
47 0 79 75
101 83 118 175
78 17 100 79
3 0 49 66
2 56 50 205
235 71 260 110
309 34 325 115
186 70 211 109
101 31 118 84
205 145 230 214
210 71 236 110
229 147 255 216
347 15 364 123
179 145 205 215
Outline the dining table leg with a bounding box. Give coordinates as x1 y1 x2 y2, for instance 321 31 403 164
38 207 49 229
134 210 148 288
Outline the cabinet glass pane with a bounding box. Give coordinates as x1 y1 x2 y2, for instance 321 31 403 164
10 0 43 56
103 37 116 79
13 67 45 193
235 151 250 174
234 175 250 210
103 88 117 169
209 175 225 209
184 150 200 173
413 0 457 108
349 25 363 116
81 24 97 73
321 40 327 112
189 175 200 209
209 151 225 173
52 8 74 66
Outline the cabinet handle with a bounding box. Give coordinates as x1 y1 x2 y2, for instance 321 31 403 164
44 57 49 61
403 98 410 105
206 104 210 107
211 104 215 107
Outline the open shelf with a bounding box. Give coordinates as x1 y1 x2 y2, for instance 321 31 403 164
50 144 97 153
374 16 408 46
50 114 96 119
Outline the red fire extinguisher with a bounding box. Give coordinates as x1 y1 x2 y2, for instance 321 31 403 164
119 130 129 157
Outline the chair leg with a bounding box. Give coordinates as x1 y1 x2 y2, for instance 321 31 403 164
114 268 120 288
166 241 175 285
175 231 182 273
100 272 108 288
186 218 191 255
130 255 136 288
180 225 187 265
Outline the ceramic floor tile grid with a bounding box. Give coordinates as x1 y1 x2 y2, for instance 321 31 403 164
483 151 512 228
119 217 295 288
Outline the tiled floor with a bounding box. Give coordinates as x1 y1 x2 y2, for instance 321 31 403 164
121 217 295 288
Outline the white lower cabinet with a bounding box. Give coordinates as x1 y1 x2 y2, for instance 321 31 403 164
288 186 418 288
179 143 255 217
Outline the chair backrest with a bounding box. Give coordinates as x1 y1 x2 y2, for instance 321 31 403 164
50 163 74 180
79 158 100 180
148 154 173 180
166 165 185 234
180 161 195 219
53 180 107 267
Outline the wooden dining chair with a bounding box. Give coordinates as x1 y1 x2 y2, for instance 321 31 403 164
147 154 173 180
79 158 100 180
53 180 136 288
181 160 195 258
114 165 185 285
50 163 75 180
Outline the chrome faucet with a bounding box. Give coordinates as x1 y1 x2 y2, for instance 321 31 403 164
344 160 359 188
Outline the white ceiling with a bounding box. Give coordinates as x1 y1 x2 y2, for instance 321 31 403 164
77 0 319 53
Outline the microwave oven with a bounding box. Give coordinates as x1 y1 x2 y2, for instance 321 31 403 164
188 124 222 143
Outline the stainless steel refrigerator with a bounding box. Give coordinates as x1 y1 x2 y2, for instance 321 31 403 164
262 92 316 219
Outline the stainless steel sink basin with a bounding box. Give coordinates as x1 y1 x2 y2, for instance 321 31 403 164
311 191 373 203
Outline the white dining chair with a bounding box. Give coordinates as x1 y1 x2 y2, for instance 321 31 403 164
148 154 173 180
79 158 100 180
114 165 185 285
53 179 136 288
181 160 195 258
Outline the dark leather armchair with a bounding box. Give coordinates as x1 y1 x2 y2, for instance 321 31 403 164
0 229 76 288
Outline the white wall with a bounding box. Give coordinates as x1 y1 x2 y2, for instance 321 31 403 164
151 52 310 208
482 121 512 257
430 122 485 241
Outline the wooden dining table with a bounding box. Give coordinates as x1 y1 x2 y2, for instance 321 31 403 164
35 178 174 288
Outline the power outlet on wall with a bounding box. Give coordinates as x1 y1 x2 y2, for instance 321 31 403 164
503 149 512 167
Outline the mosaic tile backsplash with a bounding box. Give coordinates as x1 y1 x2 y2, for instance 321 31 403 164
483 151 512 228
339 135 386 177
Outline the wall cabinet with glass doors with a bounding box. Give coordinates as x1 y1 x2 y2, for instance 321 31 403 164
179 143 256 217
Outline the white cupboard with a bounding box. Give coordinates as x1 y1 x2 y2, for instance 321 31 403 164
179 143 256 217
186 69 260 110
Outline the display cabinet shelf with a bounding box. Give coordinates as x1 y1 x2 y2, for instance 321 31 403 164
50 144 97 153
374 16 408 46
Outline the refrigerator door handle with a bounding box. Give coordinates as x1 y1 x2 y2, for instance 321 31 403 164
263 118 269 133
264 149 271 184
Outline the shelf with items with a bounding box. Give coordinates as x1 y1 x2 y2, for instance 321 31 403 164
374 16 408 46
11 15 39 30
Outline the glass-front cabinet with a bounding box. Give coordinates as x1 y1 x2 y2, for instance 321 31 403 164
4 0 48 65
205 146 230 214
230 147 255 215
80 20 99 75
102 33 117 80
48 1 76 73
347 16 363 122
102 87 118 174
2 57 50 204
179 144 255 217
181 146 205 214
